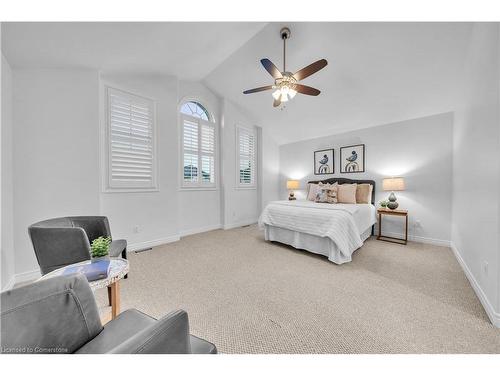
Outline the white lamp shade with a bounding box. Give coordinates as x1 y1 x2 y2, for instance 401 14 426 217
286 180 300 190
382 177 405 191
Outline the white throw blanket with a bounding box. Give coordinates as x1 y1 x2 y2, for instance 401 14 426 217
258 200 363 260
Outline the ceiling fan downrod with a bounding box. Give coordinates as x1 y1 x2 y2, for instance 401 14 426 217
280 27 291 73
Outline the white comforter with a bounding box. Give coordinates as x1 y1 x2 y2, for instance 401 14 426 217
258 200 367 260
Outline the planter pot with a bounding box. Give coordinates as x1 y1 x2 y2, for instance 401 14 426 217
91 255 110 263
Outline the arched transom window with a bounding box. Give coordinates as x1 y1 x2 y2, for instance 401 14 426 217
180 101 210 121
180 100 216 188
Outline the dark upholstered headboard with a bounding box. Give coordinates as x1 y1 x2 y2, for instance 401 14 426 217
307 177 376 204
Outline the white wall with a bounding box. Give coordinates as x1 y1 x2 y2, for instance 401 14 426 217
222 99 260 228
1 53 15 289
4 65 268 278
260 125 280 210
12 69 101 277
178 81 223 235
279 113 454 244
451 23 500 326
100 73 180 249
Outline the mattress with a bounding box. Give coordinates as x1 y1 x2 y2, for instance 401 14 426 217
259 201 377 264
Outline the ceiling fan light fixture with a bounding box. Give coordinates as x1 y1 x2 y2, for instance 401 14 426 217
242 27 328 107
272 89 282 100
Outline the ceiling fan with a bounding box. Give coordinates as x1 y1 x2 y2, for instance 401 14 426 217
243 27 328 108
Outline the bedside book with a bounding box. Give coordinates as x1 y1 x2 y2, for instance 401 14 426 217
62 260 110 282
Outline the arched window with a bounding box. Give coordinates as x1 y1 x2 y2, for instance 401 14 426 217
179 100 216 188
180 101 210 121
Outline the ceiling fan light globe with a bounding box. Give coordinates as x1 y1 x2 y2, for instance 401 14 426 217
288 88 297 98
272 89 281 100
280 93 289 102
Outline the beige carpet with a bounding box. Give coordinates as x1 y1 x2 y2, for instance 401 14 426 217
95 225 500 353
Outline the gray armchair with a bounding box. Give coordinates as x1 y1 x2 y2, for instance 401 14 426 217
0 274 217 354
28 216 127 276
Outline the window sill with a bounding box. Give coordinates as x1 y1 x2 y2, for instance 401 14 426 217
235 186 257 190
102 187 160 194
179 187 219 192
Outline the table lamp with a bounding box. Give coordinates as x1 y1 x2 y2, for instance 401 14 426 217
286 180 300 200
382 177 405 210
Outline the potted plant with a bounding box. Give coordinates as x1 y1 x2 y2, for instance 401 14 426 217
90 236 111 262
379 200 388 208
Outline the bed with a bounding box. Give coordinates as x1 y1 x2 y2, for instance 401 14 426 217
258 178 377 264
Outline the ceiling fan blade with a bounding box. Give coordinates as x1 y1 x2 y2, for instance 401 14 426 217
261 58 283 79
273 98 281 107
293 59 328 81
294 84 321 96
243 85 274 94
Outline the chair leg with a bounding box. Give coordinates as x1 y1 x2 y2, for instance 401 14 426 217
107 286 112 306
122 248 128 279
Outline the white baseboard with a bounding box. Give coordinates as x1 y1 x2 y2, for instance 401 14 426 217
450 242 500 328
375 230 450 247
2 275 16 291
127 234 180 252
180 224 222 238
223 220 257 230
3 235 180 289
6 268 42 289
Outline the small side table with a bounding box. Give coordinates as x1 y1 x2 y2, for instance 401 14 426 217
377 208 408 245
38 258 129 322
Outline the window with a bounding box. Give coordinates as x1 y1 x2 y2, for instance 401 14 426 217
180 101 216 188
237 126 257 187
180 101 210 121
105 87 157 191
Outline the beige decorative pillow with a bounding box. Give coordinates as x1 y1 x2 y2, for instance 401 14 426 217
307 182 333 201
337 183 358 204
307 183 320 201
315 183 338 203
356 184 372 204
314 190 329 203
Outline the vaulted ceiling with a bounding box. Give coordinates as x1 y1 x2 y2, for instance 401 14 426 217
2 22 472 144
1 22 266 80
204 22 472 144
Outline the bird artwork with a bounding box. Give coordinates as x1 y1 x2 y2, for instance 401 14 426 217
315 150 334 175
346 151 358 162
318 154 329 174
341 145 365 173
344 151 359 172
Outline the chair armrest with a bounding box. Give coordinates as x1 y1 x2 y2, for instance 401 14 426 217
108 310 191 354
0 274 103 353
29 226 91 275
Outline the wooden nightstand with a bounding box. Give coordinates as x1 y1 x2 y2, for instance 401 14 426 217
377 208 408 245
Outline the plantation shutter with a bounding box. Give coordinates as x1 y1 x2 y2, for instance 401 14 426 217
182 117 199 184
107 87 156 190
181 114 216 187
238 126 256 186
201 123 215 184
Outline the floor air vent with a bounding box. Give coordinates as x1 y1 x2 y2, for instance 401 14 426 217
134 247 152 254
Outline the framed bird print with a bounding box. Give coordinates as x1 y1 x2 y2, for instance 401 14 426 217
340 144 365 173
314 149 334 175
